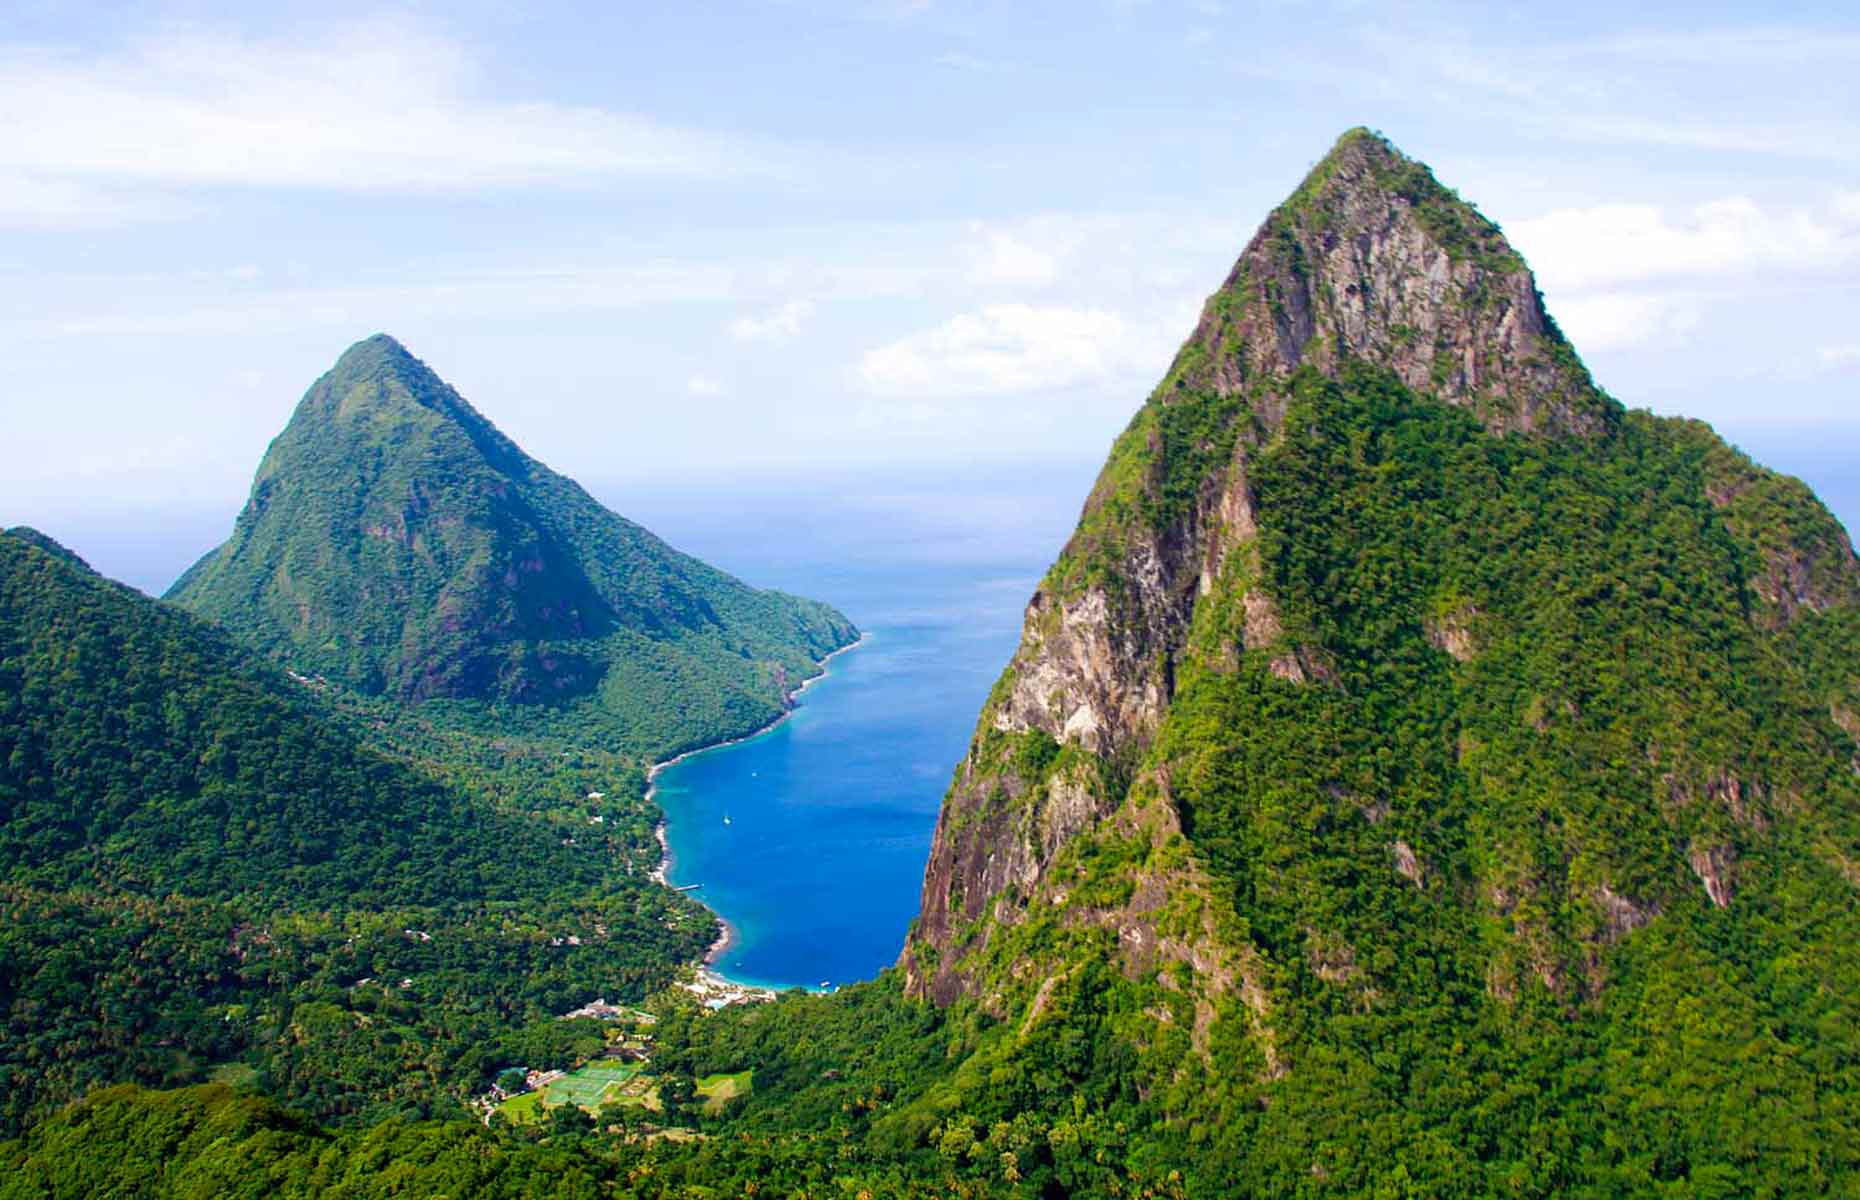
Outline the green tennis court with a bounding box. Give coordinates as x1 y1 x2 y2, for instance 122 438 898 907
541 1060 641 1110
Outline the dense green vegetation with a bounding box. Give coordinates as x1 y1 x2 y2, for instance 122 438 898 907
6 133 1860 1198
0 530 711 1133
167 334 856 759
0 976 1200 1200
16 356 1854 1196
1146 362 1860 1194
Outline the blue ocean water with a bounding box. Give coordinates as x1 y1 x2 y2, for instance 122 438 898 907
606 465 1095 991
652 565 1033 990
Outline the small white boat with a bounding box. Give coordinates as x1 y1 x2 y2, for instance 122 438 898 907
722 815 732 825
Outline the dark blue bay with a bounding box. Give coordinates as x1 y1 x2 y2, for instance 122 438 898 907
651 563 1037 990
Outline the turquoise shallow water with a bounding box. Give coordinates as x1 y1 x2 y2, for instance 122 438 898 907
652 562 1037 991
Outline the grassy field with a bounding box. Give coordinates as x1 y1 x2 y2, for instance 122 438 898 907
697 1070 751 1113
495 1089 544 1124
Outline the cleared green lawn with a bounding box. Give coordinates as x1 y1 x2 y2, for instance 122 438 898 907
495 1089 544 1125
697 1070 751 1113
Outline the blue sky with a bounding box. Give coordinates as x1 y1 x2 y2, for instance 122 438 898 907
2 1 1857 589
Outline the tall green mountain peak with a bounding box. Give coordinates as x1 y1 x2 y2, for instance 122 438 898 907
902 129 1860 1183
168 335 855 755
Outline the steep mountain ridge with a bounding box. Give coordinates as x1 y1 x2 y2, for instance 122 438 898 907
169 336 856 755
903 124 1860 1068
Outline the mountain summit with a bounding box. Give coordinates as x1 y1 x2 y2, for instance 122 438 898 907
1169 127 1609 437
170 335 855 754
900 131 1860 1186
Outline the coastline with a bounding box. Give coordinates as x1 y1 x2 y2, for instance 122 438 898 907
645 632 868 990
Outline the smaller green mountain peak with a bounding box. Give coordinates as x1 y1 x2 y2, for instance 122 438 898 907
279 334 523 475
168 336 856 741
333 331 415 367
311 333 430 401
315 333 452 415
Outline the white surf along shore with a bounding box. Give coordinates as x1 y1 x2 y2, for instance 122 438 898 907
643 632 869 996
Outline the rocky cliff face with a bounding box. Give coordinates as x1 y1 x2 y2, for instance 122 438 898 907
902 129 1860 1034
1175 129 1610 439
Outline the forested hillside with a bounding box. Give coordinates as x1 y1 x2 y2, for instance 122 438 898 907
0 529 711 1133
168 334 857 759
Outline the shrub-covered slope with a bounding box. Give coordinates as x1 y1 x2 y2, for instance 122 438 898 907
0 529 710 1131
894 128 1860 1192
167 335 856 757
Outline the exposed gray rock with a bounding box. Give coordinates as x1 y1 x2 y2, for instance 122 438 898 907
1688 841 1738 909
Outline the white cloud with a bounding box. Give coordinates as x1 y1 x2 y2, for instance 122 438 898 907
965 222 1061 286
953 212 1245 296
0 174 196 230
1504 193 1860 353
857 304 1156 397
1820 345 1860 370
728 300 815 344
0 20 754 220
686 374 724 396
1508 196 1860 292
1552 293 1699 352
